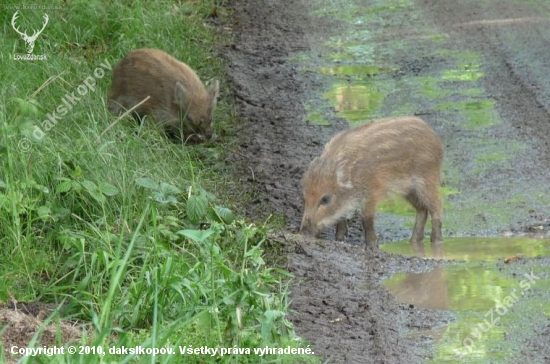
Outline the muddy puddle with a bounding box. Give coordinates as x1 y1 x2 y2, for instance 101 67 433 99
319 64 392 123
382 237 550 362
382 237 550 261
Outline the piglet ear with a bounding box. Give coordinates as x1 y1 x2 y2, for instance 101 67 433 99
336 164 353 189
301 157 319 186
208 80 220 99
208 80 220 109
174 82 191 107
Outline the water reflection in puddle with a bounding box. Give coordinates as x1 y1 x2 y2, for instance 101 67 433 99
323 83 385 123
384 266 449 309
318 63 391 124
381 237 550 362
382 237 550 310
381 236 550 261
382 265 519 311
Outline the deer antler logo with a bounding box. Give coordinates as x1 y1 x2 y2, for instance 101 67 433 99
11 11 49 54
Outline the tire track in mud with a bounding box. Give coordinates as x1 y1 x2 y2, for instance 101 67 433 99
413 1 550 361
220 0 431 362
416 0 550 216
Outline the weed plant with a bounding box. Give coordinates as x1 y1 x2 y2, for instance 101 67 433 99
0 1 316 362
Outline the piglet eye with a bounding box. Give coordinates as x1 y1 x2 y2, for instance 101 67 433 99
319 195 331 206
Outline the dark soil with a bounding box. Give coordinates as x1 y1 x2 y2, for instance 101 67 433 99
222 0 347 231
221 0 550 363
0 302 82 364
221 0 445 362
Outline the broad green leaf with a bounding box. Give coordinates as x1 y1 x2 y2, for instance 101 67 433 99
177 229 214 242
135 177 159 190
187 194 208 223
199 187 216 202
55 180 73 194
37 206 51 220
72 182 82 193
82 180 105 203
99 181 119 196
81 180 98 192
245 246 265 267
209 205 235 224
89 190 106 203
71 165 83 179
23 180 49 193
152 192 178 205
52 207 70 219
160 182 181 195
261 310 285 342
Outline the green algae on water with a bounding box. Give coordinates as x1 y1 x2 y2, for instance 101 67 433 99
442 64 483 82
435 100 498 129
382 265 516 311
381 237 550 261
319 64 392 78
323 82 386 124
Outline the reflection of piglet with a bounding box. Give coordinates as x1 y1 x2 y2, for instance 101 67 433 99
300 116 444 253
108 48 219 142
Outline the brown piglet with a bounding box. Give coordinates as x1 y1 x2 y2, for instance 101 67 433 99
107 48 219 142
300 116 444 254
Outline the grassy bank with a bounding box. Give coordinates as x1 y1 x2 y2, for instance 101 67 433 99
0 1 314 362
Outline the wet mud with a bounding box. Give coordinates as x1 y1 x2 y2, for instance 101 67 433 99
222 0 550 362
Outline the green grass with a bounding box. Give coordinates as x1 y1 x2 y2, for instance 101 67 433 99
0 1 316 363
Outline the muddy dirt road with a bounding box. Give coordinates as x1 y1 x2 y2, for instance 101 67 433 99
223 0 550 362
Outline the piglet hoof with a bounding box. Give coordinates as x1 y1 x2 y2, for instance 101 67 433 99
410 241 426 258
431 241 444 260
365 238 379 251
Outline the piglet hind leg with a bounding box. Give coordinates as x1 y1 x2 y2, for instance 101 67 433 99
410 207 428 243
419 179 444 258
405 191 430 256
430 218 443 243
429 206 444 259
406 192 429 241
410 208 428 257
425 179 444 248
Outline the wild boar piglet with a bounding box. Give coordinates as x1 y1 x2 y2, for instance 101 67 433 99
300 116 444 254
108 48 219 142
